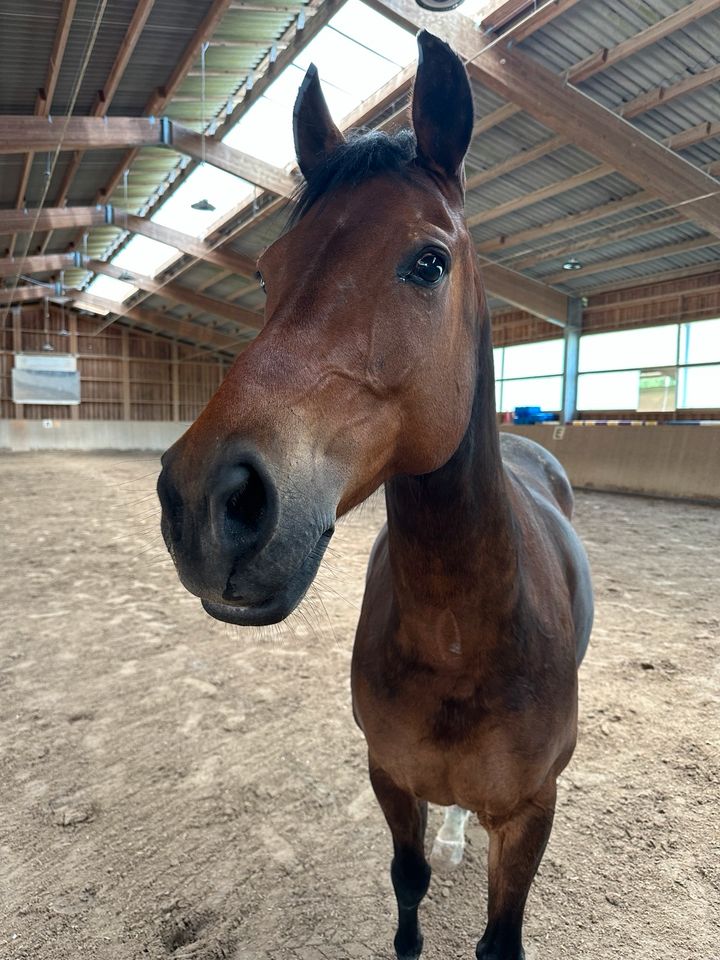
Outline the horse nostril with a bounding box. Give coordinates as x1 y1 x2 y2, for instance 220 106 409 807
225 464 267 536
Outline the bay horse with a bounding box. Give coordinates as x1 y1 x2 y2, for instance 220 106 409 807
158 30 593 960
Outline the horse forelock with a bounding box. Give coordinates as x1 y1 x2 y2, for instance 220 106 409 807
286 128 419 229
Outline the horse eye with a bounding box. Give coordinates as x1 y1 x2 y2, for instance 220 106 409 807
256 271 266 293
410 251 447 286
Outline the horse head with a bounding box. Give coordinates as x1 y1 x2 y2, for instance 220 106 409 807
158 31 484 625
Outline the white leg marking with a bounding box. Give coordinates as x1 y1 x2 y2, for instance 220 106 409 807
430 805 471 872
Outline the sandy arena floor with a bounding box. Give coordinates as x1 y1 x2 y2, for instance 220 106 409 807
0 451 718 960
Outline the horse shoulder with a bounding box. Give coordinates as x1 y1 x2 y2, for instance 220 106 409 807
500 432 574 518
501 440 594 667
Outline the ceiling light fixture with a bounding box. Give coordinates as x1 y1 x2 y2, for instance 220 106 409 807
415 0 465 9
562 256 582 271
190 198 216 211
191 41 216 214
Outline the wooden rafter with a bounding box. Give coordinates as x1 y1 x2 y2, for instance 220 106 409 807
87 0 235 216
368 0 720 240
74 290 244 351
504 211 685 272
0 253 77 279
0 116 163 153
620 62 720 120
479 261 568 325
0 205 258 278
458 0 720 190
87 259 263 330
120 213 257 277
220 0 342 134
0 206 109 234
568 0 720 85
542 235 719 285
168 124 297 195
509 0 583 43
581 259 720 295
466 135 566 191
0 117 295 195
9 0 77 257
0 285 69 306
38 0 158 254
467 163 614 228
476 192 654 255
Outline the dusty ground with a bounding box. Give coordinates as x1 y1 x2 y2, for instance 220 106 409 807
0 451 718 960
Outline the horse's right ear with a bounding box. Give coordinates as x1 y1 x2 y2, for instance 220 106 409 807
412 31 474 183
293 64 345 181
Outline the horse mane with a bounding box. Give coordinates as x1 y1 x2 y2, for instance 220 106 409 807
287 128 418 228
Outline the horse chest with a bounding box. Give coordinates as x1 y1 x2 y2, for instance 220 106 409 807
353 665 563 813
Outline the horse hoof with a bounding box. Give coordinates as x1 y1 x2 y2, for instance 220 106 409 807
395 931 423 959
430 836 464 872
476 944 525 960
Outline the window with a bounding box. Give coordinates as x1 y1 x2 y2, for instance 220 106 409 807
494 339 564 412
577 320 720 411
679 317 720 366
578 325 678 373
678 365 719 408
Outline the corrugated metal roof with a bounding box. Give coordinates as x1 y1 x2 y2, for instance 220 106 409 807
3 0 720 346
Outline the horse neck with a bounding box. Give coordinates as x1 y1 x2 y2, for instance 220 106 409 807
384 301 517 654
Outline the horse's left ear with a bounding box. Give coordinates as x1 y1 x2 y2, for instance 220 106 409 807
412 30 474 183
293 63 345 181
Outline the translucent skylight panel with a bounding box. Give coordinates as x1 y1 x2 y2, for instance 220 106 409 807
113 234 178 278
222 0 417 167
85 274 138 309
223 95 297 167
329 0 417 66
294 29 401 106
152 165 255 239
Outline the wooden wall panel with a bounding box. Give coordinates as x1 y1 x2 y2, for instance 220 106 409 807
1 304 231 423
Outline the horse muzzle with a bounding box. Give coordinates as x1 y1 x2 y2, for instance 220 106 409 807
158 440 337 626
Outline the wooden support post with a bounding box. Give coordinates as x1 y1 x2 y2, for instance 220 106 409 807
12 307 23 420
171 341 180 422
68 309 79 420
121 327 131 420
561 299 582 425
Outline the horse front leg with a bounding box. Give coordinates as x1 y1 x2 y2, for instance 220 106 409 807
476 778 557 960
369 762 431 960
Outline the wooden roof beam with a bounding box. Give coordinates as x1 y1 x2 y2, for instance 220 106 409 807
0 285 70 305
542 235 719 285
221 0 341 133
0 253 78 279
88 259 263 330
509 0 583 43
0 206 110 234
88 0 234 213
568 0 720 85
119 213 257 277
0 205 257 277
582 259 720 296
0 116 163 153
0 117 294 194
452 0 720 163
476 192 655 255
38 0 158 255
479 260 568 325
73 290 244 351
620 62 720 119
168 123 297 195
505 211 686 272
9 0 77 256
468 60 720 193
467 163 614 227
369 0 720 238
